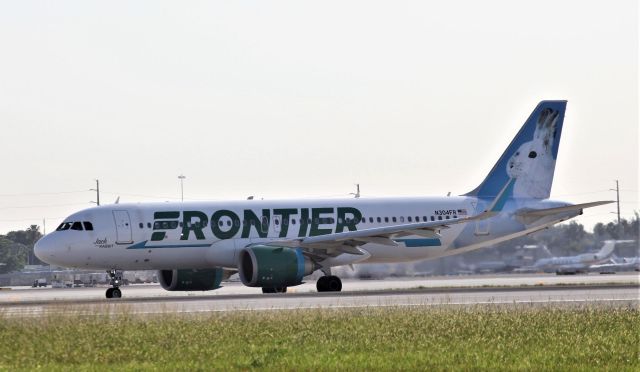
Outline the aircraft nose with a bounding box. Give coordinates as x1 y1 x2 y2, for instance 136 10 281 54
34 234 57 263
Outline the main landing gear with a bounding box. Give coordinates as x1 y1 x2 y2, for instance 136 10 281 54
316 275 342 292
105 269 123 299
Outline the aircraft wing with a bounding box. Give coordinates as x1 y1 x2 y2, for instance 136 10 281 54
259 211 492 255
259 178 519 256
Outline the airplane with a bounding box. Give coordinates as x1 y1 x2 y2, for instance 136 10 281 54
527 240 631 274
34 100 613 298
590 254 640 273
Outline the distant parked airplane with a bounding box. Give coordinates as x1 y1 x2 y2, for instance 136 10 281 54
35 100 612 298
591 255 640 273
529 240 633 274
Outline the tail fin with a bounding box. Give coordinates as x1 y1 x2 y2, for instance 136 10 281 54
597 240 617 258
465 100 567 199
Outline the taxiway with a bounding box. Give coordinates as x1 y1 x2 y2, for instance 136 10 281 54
0 273 637 317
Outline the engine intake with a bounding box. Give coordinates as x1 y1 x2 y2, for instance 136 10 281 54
239 245 316 287
158 268 223 291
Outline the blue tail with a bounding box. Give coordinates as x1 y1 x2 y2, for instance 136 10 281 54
465 100 567 200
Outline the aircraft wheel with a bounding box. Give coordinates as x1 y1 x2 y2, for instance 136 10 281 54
106 287 122 299
316 276 328 292
327 276 342 292
317 276 342 292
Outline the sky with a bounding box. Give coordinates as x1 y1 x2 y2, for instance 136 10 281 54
0 0 637 235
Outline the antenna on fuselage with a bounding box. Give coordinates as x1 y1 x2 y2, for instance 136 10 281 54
350 184 361 198
247 196 254 200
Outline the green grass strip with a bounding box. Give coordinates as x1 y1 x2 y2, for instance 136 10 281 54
0 305 638 371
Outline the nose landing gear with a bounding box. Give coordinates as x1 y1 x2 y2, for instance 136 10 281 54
105 270 123 299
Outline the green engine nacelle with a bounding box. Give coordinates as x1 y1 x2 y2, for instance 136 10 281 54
239 245 315 288
158 268 223 291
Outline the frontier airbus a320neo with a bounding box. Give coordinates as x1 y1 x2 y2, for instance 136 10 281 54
35 101 611 298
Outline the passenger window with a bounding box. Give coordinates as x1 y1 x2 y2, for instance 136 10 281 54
227 220 232 226
376 217 381 223
147 222 152 228
438 216 443 220
422 216 427 222
408 216 412 222
446 216 450 220
291 219 296 225
416 216 420 222
71 222 83 231
431 216 435 221
274 219 280 226
139 223 144 229
384 217 389 223
83 222 94 231
362 218 366 223
219 220 224 227
369 217 374 223
392 217 397 223
400 216 405 223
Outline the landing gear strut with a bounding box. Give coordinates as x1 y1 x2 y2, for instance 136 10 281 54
105 270 123 299
316 275 342 292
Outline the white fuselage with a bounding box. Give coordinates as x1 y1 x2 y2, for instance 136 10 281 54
34 196 571 271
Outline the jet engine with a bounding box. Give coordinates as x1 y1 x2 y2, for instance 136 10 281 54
238 245 316 288
158 268 224 291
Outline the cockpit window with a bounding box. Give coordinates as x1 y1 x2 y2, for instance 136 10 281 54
56 222 72 231
56 221 94 231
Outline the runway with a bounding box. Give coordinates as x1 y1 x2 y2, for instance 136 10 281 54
1 273 638 317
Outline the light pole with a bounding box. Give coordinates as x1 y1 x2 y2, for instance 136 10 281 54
610 180 621 237
609 180 620 225
178 174 186 202
90 179 100 206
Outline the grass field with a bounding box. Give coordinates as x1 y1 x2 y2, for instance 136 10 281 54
0 305 638 371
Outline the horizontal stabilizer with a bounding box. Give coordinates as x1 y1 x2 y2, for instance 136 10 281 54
517 201 614 218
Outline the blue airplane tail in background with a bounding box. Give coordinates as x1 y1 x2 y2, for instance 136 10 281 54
465 100 567 200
